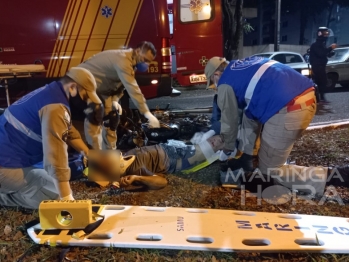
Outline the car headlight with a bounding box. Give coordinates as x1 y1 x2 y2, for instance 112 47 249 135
301 69 310 76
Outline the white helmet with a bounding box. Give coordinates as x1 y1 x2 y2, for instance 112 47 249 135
88 150 135 183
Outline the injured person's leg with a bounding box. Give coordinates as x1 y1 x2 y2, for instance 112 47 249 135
174 135 225 172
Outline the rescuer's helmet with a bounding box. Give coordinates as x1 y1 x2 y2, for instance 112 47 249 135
317 27 334 41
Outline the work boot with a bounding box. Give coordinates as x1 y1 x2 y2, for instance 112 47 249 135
219 162 244 188
326 165 349 188
226 153 256 172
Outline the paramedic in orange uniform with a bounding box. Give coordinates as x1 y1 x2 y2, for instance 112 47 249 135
77 41 160 150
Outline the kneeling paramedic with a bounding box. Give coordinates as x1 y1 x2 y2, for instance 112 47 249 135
0 67 102 209
204 56 333 196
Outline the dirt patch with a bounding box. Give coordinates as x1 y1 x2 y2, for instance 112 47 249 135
2 126 349 261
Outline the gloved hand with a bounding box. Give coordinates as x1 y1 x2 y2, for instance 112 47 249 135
190 132 204 145
201 130 216 142
107 110 120 131
85 103 104 125
112 101 122 115
144 112 160 128
219 150 232 161
60 193 75 201
94 103 104 124
81 151 88 168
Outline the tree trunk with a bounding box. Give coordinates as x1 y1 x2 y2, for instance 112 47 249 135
222 0 234 60
232 0 244 59
298 9 308 45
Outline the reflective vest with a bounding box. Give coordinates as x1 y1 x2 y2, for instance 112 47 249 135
0 81 70 167
218 56 315 123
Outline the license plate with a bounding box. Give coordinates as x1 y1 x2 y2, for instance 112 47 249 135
189 74 207 83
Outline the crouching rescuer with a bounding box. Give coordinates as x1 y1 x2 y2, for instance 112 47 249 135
0 67 102 209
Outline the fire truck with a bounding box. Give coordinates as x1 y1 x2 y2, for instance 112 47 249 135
0 0 223 106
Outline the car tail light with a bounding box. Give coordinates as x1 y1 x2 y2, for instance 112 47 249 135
161 37 171 73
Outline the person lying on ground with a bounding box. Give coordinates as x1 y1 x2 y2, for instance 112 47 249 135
87 135 225 190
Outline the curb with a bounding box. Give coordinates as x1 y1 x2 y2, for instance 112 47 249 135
307 119 349 130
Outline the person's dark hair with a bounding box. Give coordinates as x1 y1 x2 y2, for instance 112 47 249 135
136 41 157 57
60 75 75 85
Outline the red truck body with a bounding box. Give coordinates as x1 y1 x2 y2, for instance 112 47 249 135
0 0 223 106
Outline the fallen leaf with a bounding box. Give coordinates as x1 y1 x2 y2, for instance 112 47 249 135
4 225 11 235
12 231 23 241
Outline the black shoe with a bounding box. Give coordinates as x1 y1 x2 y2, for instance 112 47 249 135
242 173 274 193
220 162 244 188
327 165 349 188
226 153 255 172
318 99 330 105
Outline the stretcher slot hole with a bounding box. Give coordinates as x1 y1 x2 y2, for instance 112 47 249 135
295 238 324 246
34 229 42 235
186 236 214 244
278 214 302 219
42 229 62 235
144 207 166 212
242 239 270 246
186 209 208 213
87 233 113 240
233 211 256 216
57 210 73 226
136 234 162 241
104 206 125 210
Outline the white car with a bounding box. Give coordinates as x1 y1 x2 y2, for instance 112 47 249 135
326 47 349 89
251 51 311 77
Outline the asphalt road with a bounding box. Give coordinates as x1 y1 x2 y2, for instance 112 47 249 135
140 84 349 126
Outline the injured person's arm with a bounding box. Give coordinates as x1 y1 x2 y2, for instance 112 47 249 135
120 174 168 190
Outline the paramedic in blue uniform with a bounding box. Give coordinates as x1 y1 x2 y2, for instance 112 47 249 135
204 56 332 195
0 67 102 209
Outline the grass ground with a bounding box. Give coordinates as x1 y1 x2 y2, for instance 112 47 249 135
1 126 349 261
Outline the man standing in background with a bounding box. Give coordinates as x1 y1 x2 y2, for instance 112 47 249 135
309 27 337 103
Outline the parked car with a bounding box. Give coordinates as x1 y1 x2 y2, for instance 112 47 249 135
326 47 349 89
251 51 311 77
